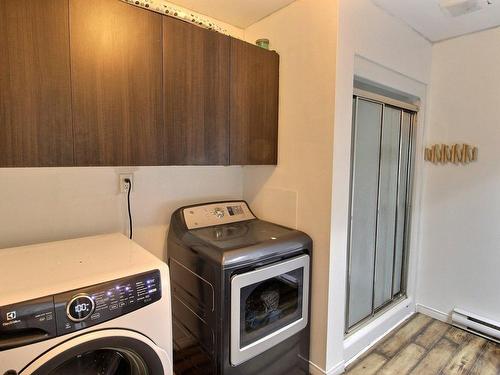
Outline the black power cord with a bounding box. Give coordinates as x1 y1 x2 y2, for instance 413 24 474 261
124 178 133 239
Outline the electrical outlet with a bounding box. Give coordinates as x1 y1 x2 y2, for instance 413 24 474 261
119 174 134 193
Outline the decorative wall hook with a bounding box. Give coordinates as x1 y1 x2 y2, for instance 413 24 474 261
424 144 478 165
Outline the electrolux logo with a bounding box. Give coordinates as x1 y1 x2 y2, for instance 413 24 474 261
6 311 16 321
2 311 21 327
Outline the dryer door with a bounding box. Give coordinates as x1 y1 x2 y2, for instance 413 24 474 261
230 255 310 366
20 329 171 375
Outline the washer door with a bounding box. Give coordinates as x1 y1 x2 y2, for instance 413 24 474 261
21 329 171 375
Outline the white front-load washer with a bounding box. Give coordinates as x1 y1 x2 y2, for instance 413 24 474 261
0 234 173 375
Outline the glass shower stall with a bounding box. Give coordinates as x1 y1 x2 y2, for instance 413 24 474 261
346 89 417 332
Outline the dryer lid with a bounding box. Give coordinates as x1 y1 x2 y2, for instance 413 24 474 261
190 220 293 250
192 221 310 268
169 201 312 268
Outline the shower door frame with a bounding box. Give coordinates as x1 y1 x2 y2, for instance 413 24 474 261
345 88 418 335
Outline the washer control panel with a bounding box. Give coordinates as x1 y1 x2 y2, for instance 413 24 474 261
54 270 161 335
0 270 161 352
183 201 255 229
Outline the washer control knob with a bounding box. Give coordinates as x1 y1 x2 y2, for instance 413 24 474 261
67 294 95 322
214 207 225 218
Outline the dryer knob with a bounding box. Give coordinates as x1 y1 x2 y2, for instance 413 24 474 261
214 207 225 218
66 294 95 322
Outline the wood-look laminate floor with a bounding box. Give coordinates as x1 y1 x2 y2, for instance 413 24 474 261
345 313 500 375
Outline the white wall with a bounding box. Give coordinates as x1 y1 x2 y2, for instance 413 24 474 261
331 0 432 371
242 0 338 371
0 167 243 259
417 27 500 323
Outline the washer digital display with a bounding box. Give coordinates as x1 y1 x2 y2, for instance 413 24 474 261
67 295 95 322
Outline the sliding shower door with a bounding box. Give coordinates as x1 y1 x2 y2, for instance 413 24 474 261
346 93 416 332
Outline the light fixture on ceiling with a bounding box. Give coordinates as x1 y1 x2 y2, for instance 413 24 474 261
438 0 494 17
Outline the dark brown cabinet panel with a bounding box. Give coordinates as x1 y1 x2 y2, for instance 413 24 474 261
70 0 164 166
163 17 230 165
0 1 280 168
230 38 279 165
0 0 73 167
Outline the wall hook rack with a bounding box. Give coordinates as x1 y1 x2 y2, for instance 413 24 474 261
424 143 478 165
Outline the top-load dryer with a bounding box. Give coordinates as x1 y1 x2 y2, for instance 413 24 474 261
167 201 312 375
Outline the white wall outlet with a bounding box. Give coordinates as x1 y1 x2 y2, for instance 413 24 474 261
119 174 134 193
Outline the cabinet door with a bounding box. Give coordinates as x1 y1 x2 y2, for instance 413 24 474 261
70 0 163 166
230 39 279 165
0 0 73 167
164 17 230 165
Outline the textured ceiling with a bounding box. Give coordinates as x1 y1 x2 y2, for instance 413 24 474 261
169 0 297 28
373 0 500 42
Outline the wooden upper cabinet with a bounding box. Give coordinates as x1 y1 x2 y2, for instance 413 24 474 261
163 17 230 165
70 0 164 166
0 1 279 168
229 38 279 165
0 0 73 167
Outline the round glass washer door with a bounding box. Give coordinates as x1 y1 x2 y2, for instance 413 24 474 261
49 347 149 374
21 330 168 375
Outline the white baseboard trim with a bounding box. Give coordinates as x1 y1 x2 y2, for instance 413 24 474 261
327 361 346 375
309 360 345 375
416 304 451 323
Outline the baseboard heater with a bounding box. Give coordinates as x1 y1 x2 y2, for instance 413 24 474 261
452 308 500 343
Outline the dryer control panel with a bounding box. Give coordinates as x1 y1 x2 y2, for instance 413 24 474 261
183 201 255 229
0 270 161 351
